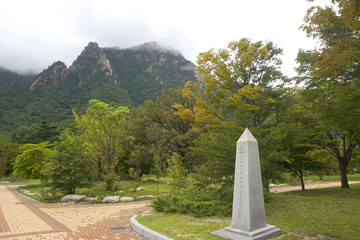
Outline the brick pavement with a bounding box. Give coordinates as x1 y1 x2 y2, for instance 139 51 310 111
0 185 151 240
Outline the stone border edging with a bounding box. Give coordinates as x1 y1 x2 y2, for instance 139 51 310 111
130 215 174 240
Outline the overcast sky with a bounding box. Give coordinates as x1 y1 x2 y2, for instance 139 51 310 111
0 0 330 77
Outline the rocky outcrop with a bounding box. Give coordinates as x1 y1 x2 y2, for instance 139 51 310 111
30 61 67 90
68 42 114 87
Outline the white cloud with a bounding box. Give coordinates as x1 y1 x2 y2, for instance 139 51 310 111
0 0 331 76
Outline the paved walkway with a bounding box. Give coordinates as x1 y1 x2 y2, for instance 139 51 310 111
270 181 360 193
0 185 151 240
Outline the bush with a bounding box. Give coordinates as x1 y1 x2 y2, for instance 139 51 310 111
42 150 95 195
151 184 233 217
104 173 120 192
40 187 60 202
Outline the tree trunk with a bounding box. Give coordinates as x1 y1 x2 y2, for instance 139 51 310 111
339 161 350 188
262 178 270 193
326 131 354 189
299 170 305 191
97 160 103 181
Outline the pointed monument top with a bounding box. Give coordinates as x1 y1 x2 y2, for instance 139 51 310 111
238 128 257 142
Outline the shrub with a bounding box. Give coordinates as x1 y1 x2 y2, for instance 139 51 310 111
104 173 120 192
151 184 233 217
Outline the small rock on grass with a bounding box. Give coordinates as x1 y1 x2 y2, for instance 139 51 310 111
120 197 134 202
61 194 87 202
102 196 120 203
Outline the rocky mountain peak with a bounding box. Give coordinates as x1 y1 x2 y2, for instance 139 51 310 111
29 61 67 90
67 42 114 86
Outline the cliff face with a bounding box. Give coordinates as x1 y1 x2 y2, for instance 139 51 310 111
67 42 115 87
30 61 67 90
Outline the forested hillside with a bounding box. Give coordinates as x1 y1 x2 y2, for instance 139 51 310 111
0 42 199 135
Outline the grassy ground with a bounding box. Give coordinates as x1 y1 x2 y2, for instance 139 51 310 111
0 177 40 184
302 173 360 183
137 183 360 240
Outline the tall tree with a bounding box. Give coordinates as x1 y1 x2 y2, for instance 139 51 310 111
0 136 17 177
297 0 360 188
73 99 131 176
175 39 288 189
126 89 200 178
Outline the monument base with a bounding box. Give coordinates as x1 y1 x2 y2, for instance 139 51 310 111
211 224 282 240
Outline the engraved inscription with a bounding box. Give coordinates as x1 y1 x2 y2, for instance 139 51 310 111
239 146 245 153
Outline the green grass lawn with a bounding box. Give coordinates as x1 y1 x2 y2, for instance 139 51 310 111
137 183 360 240
302 173 360 183
0 177 40 184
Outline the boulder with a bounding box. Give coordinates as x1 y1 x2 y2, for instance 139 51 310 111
102 196 120 203
61 194 87 202
136 195 156 200
120 197 135 202
84 197 98 202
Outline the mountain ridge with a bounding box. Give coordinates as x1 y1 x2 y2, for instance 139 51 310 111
0 41 199 135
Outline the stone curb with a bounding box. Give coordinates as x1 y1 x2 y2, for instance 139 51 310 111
130 215 174 240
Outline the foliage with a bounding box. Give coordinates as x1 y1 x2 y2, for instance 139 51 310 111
125 89 200 179
151 184 233 217
13 142 54 179
175 39 289 188
11 121 60 145
73 99 131 177
0 135 18 177
42 140 96 194
297 0 360 188
166 152 187 181
103 173 120 192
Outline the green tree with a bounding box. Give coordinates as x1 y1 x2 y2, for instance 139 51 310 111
13 142 54 179
297 0 360 188
0 136 18 177
43 140 95 194
73 99 131 175
167 152 187 182
11 125 36 144
175 39 289 190
30 121 60 144
126 89 200 177
11 121 59 144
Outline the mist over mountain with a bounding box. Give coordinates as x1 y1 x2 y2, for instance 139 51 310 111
0 41 199 135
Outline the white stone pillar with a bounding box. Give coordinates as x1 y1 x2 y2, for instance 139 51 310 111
211 128 281 240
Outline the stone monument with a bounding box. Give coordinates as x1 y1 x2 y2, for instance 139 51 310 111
211 128 281 240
